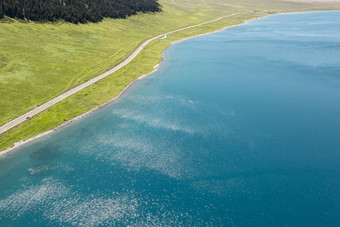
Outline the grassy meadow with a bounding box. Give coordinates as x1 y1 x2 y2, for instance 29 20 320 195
1 0 340 151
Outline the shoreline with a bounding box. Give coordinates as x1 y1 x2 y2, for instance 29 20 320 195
0 12 241 136
0 64 160 157
167 9 340 46
0 13 251 156
1 10 339 156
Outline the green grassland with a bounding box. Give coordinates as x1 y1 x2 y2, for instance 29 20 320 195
1 0 340 151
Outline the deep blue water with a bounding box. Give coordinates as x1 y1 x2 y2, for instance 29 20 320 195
1 11 340 226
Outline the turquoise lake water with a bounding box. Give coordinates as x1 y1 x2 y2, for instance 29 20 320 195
1 11 340 226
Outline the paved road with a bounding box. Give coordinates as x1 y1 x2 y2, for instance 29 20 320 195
0 12 240 135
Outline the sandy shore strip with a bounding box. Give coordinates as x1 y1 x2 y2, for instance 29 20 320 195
284 0 340 2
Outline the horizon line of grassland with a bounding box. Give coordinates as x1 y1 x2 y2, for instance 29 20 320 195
1 0 340 152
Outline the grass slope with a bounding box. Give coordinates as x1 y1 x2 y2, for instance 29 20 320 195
1 0 340 151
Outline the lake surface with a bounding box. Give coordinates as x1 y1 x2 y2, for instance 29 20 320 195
1 11 340 226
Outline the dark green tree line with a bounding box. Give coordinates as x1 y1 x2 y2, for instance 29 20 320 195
0 0 161 24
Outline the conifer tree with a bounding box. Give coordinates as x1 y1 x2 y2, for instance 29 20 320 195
1 0 160 23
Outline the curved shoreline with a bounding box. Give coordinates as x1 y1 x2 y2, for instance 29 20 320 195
0 13 251 156
0 12 240 136
1 10 339 155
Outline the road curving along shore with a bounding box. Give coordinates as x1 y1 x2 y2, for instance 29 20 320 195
0 12 240 135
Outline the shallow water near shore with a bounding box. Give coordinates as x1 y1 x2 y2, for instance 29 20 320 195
1 11 340 226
